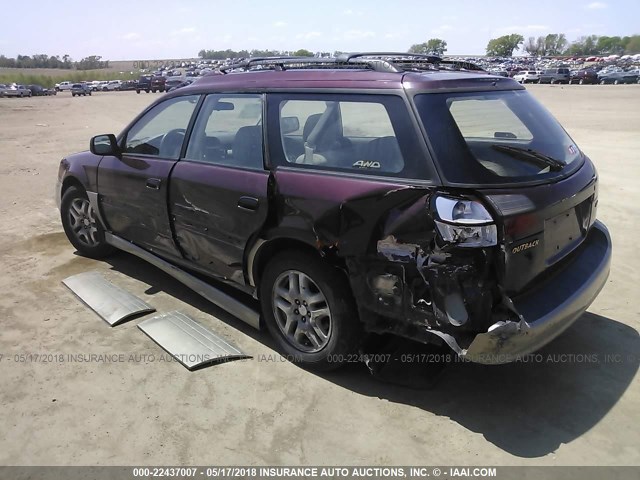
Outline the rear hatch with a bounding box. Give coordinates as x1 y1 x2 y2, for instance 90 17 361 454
414 87 597 294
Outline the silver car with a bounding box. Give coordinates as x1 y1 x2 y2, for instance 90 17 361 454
4 84 32 97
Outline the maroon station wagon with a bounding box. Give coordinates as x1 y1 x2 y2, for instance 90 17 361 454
56 54 612 370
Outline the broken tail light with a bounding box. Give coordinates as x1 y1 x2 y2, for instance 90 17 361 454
434 196 497 247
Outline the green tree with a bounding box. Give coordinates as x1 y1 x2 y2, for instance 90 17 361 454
543 33 567 55
596 36 625 55
625 35 640 54
565 35 599 56
408 38 448 56
486 34 524 57
292 49 314 57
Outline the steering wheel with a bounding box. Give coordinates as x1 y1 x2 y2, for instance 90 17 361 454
159 128 186 159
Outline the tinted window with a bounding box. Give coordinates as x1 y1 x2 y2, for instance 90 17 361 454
270 94 427 178
184 94 264 170
123 95 199 158
415 90 583 185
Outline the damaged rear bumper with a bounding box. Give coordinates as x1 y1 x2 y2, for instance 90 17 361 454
445 220 612 364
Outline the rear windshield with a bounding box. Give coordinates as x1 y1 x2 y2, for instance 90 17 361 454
414 90 583 186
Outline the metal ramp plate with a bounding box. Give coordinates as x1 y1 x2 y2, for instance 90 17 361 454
138 311 250 370
62 271 155 326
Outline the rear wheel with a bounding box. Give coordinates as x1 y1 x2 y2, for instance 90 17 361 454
614 79 620 85
60 186 114 259
260 251 361 371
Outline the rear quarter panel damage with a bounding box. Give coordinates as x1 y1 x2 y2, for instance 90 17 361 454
264 169 499 344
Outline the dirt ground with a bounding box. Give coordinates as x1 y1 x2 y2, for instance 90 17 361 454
0 85 638 466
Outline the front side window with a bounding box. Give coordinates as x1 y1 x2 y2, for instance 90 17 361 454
184 94 264 170
270 94 427 178
123 95 199 159
414 90 583 185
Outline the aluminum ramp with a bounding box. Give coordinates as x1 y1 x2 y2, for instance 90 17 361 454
62 271 155 326
138 311 250 370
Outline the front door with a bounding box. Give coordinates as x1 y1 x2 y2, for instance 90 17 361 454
169 94 270 285
97 94 200 258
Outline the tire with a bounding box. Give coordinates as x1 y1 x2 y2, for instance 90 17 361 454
145 89 150 93
60 186 114 259
614 79 620 85
151 89 156 93
88 92 91 96
72 93 75 97
260 251 361 371
579 79 584 85
600 80 606 85
136 90 140 94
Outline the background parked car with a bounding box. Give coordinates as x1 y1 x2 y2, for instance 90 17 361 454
539 67 571 84
71 83 92 96
513 70 540 83
569 69 599 84
4 84 32 97
55 81 72 92
104 80 123 91
27 84 48 96
598 71 639 84
0 84 9 97
119 80 137 91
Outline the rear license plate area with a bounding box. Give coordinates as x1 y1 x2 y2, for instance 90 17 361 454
544 208 585 265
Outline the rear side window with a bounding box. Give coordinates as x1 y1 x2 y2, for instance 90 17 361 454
268 94 429 178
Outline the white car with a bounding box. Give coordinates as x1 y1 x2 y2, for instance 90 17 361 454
56 81 73 92
104 80 122 91
513 71 540 84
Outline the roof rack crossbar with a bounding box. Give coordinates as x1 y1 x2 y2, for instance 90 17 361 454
219 53 485 74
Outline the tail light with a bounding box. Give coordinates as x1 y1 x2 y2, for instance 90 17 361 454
434 195 497 247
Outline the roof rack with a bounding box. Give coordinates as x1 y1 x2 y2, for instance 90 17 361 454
219 52 485 74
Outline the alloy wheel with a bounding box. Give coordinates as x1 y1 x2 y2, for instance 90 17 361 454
272 270 332 353
68 198 100 247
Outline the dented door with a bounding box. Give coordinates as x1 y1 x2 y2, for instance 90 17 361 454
169 94 269 285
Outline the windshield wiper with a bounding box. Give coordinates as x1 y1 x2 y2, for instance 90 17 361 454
491 144 565 172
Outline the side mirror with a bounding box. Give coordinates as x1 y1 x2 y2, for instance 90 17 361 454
281 116 300 135
90 134 120 156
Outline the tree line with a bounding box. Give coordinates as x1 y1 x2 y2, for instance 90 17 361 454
485 33 640 57
0 54 110 70
198 49 318 59
409 34 640 58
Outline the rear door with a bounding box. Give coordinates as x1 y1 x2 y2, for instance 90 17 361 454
169 93 269 284
98 94 200 258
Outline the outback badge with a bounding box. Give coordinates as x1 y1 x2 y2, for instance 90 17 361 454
512 239 540 254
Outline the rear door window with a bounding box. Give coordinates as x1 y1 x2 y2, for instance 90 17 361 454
184 94 264 170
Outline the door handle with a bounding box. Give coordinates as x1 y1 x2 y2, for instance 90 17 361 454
237 196 259 211
146 178 161 190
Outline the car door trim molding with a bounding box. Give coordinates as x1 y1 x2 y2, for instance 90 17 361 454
105 232 261 329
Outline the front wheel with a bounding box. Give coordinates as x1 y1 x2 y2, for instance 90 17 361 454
60 186 114 259
260 251 361 371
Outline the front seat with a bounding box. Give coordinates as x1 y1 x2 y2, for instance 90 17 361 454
232 126 263 168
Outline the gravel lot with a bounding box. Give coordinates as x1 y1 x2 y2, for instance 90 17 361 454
0 85 638 466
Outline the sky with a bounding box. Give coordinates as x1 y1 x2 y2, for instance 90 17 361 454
0 0 638 60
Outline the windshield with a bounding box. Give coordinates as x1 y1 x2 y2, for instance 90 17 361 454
414 90 583 185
